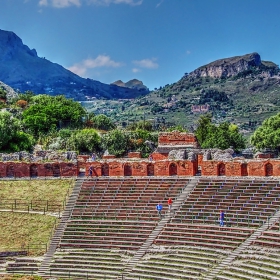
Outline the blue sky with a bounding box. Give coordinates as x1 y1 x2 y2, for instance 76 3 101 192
1 0 280 90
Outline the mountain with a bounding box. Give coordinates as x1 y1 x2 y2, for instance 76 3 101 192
94 52 280 137
111 79 149 93
189 52 263 78
0 29 148 100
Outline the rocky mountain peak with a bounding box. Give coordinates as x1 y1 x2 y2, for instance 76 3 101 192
0 29 148 100
189 52 264 78
111 79 149 92
0 29 37 62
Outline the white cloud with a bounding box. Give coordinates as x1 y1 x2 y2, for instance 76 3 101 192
39 0 81 7
132 68 141 73
39 0 142 7
68 55 123 76
88 0 143 6
156 0 163 8
133 58 158 69
186 50 191 55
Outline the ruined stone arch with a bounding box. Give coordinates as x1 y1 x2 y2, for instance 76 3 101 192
53 164 61 177
30 164 38 177
169 162 178 176
101 163 109 176
241 163 248 176
147 163 154 176
124 163 132 176
6 164 15 177
265 162 273 176
218 163 225 176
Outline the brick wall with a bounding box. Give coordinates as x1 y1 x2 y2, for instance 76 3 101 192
151 152 169 160
128 152 142 158
0 162 78 178
158 131 198 147
2 158 280 178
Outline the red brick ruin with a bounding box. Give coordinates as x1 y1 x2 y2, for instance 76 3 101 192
0 131 279 178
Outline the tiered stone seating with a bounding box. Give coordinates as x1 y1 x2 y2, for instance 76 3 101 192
72 177 188 221
126 246 229 280
215 247 280 280
41 177 280 279
60 220 156 250
49 248 133 279
253 220 280 247
174 178 280 227
5 257 41 275
154 223 253 250
48 177 189 279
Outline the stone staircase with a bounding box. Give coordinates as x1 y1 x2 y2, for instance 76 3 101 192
204 208 280 280
37 178 84 277
119 178 199 279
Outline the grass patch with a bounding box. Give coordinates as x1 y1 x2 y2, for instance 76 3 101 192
0 179 75 256
0 212 56 255
0 275 44 280
0 179 74 205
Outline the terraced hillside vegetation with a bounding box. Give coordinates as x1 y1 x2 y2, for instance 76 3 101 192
85 53 280 137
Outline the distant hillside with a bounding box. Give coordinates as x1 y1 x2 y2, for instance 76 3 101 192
0 29 148 101
91 52 280 137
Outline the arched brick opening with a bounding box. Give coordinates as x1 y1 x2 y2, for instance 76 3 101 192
265 163 273 176
53 164 61 177
218 163 225 176
6 165 14 177
169 162 178 176
147 163 154 176
44 164 52 176
124 164 132 176
101 163 109 176
30 164 38 177
241 163 248 176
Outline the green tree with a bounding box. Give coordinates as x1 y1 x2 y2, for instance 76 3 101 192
203 122 246 151
101 129 130 157
22 95 86 137
194 114 213 146
0 111 34 152
128 129 158 157
67 129 101 153
92 114 116 131
0 111 20 150
7 131 35 152
250 113 280 150
195 114 246 151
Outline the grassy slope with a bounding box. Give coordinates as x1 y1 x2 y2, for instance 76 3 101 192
0 179 74 255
